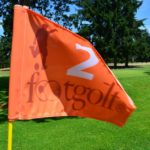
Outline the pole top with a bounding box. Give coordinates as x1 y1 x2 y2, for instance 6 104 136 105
14 4 22 7
23 6 29 9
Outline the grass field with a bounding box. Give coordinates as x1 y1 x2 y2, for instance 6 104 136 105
0 65 150 150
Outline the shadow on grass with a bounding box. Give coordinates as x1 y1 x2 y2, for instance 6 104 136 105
108 65 142 69
33 116 80 123
0 76 9 123
144 71 150 76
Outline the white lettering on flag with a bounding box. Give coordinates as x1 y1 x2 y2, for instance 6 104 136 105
67 43 99 80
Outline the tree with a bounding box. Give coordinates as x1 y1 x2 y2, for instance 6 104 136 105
0 0 73 65
135 29 150 62
72 0 145 67
0 36 10 68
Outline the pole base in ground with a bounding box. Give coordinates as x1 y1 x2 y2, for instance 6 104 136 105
8 121 13 150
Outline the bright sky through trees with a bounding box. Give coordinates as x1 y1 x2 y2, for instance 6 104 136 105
136 0 150 32
0 0 149 35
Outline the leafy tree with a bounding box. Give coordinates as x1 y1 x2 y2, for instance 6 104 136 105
0 0 73 65
0 37 10 67
135 29 150 62
72 0 146 67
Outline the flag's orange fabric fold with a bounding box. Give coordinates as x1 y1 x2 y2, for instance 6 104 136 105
8 5 136 126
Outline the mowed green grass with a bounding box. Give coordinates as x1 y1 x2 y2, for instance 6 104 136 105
0 65 150 150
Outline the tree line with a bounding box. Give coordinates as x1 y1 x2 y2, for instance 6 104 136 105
0 0 150 68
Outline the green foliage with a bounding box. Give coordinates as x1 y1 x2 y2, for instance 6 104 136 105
71 0 150 67
0 37 11 66
135 29 150 62
0 0 73 65
0 0 150 68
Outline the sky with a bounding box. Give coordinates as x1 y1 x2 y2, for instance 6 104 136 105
136 0 150 32
0 0 150 36
0 17 3 35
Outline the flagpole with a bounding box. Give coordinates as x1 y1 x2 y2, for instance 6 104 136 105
8 121 13 150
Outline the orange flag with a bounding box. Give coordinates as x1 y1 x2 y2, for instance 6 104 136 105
8 5 136 126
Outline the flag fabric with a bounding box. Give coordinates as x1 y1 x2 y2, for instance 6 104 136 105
8 5 136 126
